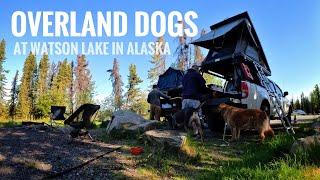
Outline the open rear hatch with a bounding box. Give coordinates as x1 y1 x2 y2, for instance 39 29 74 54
191 12 271 76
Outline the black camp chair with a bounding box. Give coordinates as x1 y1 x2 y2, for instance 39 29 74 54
64 104 100 140
50 106 66 126
50 104 100 140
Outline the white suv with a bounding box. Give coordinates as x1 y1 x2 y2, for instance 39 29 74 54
224 78 291 119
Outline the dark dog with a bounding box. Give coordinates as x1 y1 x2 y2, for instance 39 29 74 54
172 102 206 142
218 103 274 142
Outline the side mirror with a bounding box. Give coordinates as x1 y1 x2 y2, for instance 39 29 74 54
283 91 288 97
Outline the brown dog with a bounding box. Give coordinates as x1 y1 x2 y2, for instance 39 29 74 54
218 103 274 141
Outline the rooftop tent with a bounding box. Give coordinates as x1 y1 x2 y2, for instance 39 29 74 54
157 67 184 91
191 12 271 76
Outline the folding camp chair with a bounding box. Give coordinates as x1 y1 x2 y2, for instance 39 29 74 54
50 106 66 126
64 104 100 140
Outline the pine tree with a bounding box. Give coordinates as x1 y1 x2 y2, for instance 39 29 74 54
126 64 143 112
37 54 49 95
48 62 57 89
300 93 312 114
290 98 294 110
17 52 37 119
0 39 7 102
148 36 166 85
69 61 75 113
34 54 50 118
108 58 123 110
176 21 189 70
74 55 94 108
50 59 72 108
194 29 206 64
8 70 19 120
29 61 38 119
294 99 301 110
310 84 320 114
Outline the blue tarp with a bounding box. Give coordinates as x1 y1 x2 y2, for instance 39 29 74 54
157 67 184 91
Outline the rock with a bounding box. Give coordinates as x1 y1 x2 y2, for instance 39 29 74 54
125 121 158 132
290 135 320 153
143 129 187 149
106 110 158 134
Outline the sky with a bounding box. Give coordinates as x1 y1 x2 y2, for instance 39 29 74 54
0 0 319 101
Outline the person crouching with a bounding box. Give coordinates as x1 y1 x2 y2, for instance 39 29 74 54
147 85 170 121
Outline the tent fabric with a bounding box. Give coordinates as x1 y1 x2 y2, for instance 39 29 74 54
192 19 246 49
191 12 271 75
157 67 184 91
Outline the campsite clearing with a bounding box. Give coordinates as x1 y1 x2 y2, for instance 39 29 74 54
0 116 319 179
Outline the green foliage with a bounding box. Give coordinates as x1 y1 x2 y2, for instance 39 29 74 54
34 93 52 118
50 59 72 108
0 103 7 119
126 64 147 114
203 73 223 87
17 52 37 119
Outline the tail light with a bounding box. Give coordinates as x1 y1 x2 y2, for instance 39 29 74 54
241 81 249 98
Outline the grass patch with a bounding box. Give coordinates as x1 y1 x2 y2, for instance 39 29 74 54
133 130 320 179
0 120 21 128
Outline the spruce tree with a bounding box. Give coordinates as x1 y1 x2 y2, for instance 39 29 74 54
310 84 320 114
50 59 72 108
8 70 19 120
0 39 7 102
34 54 50 118
69 61 75 113
294 99 301 110
37 54 49 94
126 64 143 112
17 52 37 119
176 21 189 71
48 62 57 89
194 29 206 64
0 39 7 119
148 36 166 85
74 55 94 108
108 58 123 110
29 62 38 119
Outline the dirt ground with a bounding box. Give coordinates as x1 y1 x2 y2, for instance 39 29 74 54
0 126 136 179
